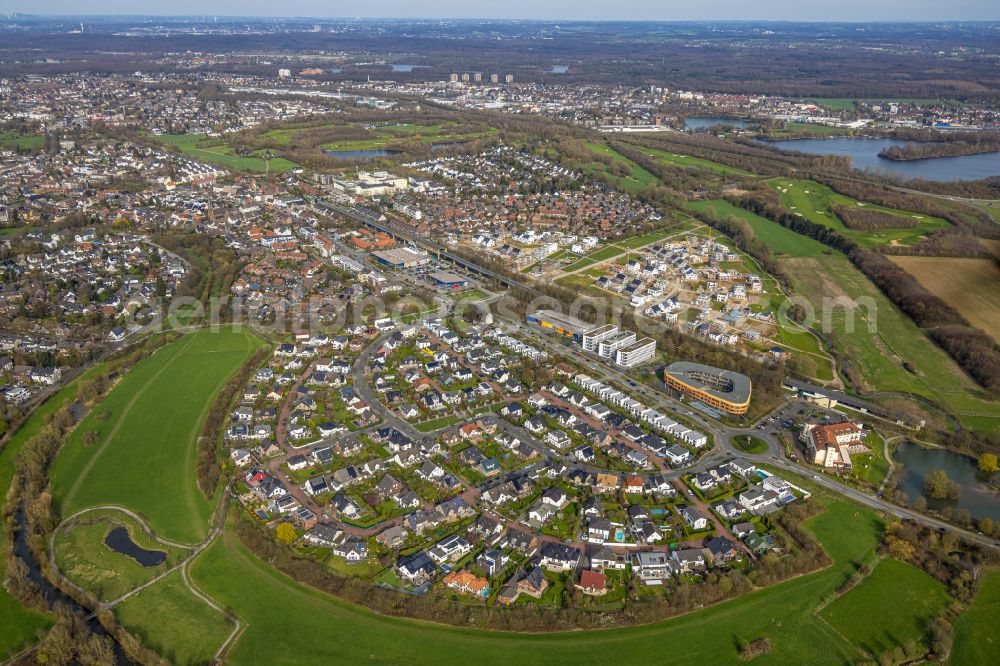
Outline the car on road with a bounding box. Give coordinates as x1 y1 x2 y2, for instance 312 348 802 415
812 475 820 481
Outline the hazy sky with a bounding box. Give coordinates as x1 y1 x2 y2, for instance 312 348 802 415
8 1 1000 22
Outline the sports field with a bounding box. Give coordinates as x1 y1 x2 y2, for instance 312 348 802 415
951 569 1000 666
636 145 752 176
822 558 949 656
768 179 948 248
181 499 884 665
889 256 1000 342
581 142 658 193
51 327 265 544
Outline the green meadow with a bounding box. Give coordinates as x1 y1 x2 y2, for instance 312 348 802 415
822 558 950 656
51 327 265 544
179 499 884 665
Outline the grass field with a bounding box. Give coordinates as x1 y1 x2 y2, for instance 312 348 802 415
733 435 769 454
148 133 299 173
768 179 949 248
789 252 1000 429
822 558 949 656
0 131 44 150
115 569 234 666
685 200 827 257
951 569 1000 665
51 327 265 544
183 498 883 665
581 142 659 193
686 200 1000 429
560 244 627 272
889 256 1000 342
54 510 188 602
636 145 752 176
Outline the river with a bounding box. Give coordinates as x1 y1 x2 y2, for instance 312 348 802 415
893 442 1000 520
766 136 1000 182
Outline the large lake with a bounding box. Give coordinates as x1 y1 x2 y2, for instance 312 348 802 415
390 64 430 72
767 137 1000 182
893 442 1000 520
685 117 750 131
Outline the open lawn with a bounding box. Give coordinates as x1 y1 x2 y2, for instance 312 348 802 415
51 327 265 544
636 145 752 176
0 131 44 150
115 568 234 666
54 510 188 602
951 569 1000 666
148 133 299 173
768 179 948 248
185 498 883 665
822 558 949 656
889 256 1000 343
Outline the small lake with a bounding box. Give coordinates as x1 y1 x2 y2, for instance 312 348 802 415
324 149 400 159
390 64 429 72
547 65 569 74
105 526 167 567
766 137 1000 182
685 117 750 131
893 442 1000 520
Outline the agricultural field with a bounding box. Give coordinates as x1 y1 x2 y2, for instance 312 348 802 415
635 145 752 176
53 510 188 602
768 179 949 248
115 569 235 666
148 133 300 173
581 142 659 193
821 558 950 656
951 569 1000 666
788 252 1000 430
688 199 1000 429
51 327 266 544
889 256 1000 342
186 498 884 665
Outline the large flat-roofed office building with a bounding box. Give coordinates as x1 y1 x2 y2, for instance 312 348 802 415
615 338 657 367
664 362 752 415
598 331 637 358
527 310 598 342
582 324 618 353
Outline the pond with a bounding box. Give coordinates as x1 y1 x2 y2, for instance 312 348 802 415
104 526 167 567
766 136 1000 182
684 117 750 131
893 441 1000 520
323 149 400 159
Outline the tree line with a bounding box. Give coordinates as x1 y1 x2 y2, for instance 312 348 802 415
729 192 1000 394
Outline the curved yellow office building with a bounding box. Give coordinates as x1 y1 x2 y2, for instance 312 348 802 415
664 362 752 415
